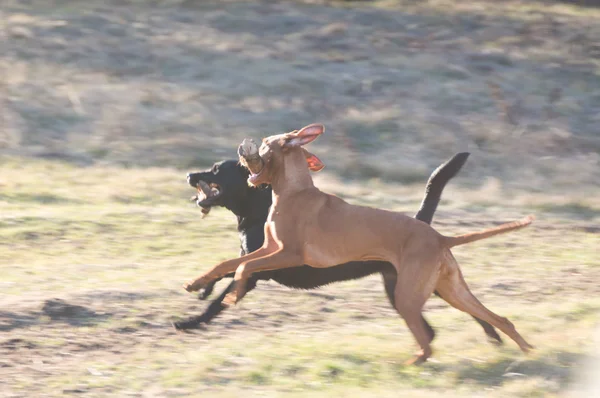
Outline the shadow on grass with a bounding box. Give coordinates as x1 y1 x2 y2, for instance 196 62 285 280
0 299 110 332
0 293 159 332
443 351 592 390
0 311 40 332
0 308 109 332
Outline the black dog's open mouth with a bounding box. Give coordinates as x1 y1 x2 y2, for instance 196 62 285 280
191 181 222 217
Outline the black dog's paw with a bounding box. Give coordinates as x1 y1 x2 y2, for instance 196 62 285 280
198 293 209 300
197 283 216 300
488 334 504 346
197 289 212 301
172 318 207 331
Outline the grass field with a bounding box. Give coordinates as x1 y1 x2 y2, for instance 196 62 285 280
1 0 600 396
1 157 599 397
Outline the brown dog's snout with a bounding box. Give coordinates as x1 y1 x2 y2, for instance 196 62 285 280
238 138 264 175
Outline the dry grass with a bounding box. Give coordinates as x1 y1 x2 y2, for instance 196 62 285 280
1 0 600 192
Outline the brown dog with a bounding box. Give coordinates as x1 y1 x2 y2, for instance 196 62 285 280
184 124 534 364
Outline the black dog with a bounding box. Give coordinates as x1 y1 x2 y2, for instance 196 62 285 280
174 153 501 345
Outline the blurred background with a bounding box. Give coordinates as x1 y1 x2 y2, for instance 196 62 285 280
1 0 599 397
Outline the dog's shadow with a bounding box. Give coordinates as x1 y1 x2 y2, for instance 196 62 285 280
0 298 110 332
427 351 593 389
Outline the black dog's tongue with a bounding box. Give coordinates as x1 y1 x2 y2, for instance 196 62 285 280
190 194 211 217
193 180 213 218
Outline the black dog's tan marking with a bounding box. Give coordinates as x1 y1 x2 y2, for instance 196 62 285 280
173 153 501 346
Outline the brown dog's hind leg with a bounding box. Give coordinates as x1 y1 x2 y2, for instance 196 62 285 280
394 291 434 365
436 251 533 353
382 271 436 344
392 254 441 365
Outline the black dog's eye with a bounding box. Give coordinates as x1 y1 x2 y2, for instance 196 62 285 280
212 164 219 174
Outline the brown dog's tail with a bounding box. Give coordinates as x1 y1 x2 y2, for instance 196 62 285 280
443 215 534 248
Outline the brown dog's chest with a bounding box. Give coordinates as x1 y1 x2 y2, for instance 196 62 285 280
266 202 309 250
266 206 287 244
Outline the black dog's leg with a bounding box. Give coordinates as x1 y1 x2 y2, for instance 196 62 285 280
382 271 436 343
174 277 259 330
197 278 221 300
473 317 503 345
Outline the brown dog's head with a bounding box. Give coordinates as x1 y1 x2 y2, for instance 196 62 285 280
238 124 325 187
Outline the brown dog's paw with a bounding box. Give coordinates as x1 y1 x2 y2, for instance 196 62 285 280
521 342 535 354
404 349 431 366
183 278 205 292
183 274 216 292
222 292 237 307
404 356 427 366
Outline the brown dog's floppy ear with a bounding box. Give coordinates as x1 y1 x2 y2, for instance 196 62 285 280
302 148 325 172
284 123 324 148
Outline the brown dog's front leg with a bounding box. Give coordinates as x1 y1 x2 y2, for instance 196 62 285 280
223 251 304 306
184 223 279 293
183 247 275 292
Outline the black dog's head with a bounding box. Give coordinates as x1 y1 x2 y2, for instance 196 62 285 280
187 160 255 216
